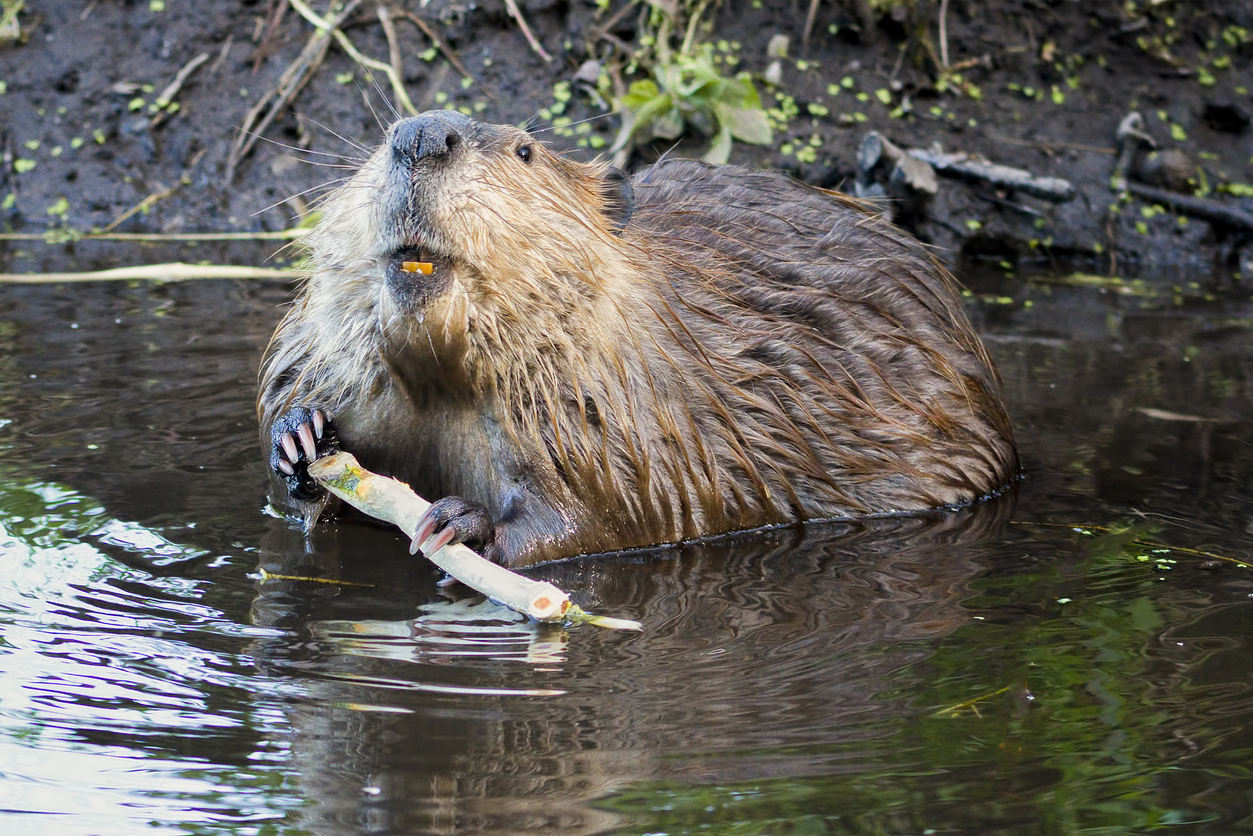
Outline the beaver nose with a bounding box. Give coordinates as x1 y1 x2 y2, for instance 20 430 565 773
389 111 476 162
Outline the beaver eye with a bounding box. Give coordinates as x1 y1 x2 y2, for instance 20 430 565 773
516 144 533 164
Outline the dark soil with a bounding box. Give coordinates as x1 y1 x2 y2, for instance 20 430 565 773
1 0 1251 281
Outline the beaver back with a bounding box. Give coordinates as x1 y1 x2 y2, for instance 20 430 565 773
586 160 1018 533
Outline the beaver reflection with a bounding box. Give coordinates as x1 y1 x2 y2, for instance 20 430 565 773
259 111 1017 567
249 503 1009 835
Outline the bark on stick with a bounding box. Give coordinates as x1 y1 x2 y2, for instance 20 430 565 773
307 452 641 630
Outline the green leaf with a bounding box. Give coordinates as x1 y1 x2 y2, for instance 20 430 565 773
672 57 722 99
686 107 716 137
622 90 676 140
620 79 661 110
724 105 773 145
702 126 733 165
651 105 685 140
731 75 766 110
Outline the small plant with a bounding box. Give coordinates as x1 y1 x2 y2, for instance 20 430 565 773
0 0 24 44
612 1 772 164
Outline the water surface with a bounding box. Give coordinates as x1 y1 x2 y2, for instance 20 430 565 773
0 274 1250 834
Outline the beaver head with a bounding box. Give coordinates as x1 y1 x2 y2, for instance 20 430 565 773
306 111 637 386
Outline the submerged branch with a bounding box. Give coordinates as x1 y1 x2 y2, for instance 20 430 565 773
307 452 642 630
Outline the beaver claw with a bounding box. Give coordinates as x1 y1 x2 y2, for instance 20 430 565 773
270 407 340 501
410 496 496 560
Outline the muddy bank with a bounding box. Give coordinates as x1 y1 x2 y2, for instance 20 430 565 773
0 0 1251 281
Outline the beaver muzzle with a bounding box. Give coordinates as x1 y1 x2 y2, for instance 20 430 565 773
388 110 481 166
384 246 451 308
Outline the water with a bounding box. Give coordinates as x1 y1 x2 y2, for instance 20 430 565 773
0 272 1251 835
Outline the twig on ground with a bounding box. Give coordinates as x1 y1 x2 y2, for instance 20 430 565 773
501 0 552 62
251 0 290 73
377 5 404 114
908 146 1076 202
590 0 638 47
393 9 474 82
1124 181 1253 233
99 181 184 234
225 0 352 182
802 0 820 49
286 0 416 115
308 452 642 630
679 0 715 57
150 51 211 129
0 263 309 283
209 33 234 74
938 0 950 69
946 55 990 73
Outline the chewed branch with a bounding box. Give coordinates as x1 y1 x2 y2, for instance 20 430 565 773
306 452 642 630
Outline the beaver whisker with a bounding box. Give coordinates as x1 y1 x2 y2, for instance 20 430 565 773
298 117 373 160
303 185 355 213
252 179 351 221
358 75 402 128
526 112 617 137
253 133 369 169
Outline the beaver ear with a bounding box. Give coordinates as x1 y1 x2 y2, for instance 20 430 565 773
600 166 634 235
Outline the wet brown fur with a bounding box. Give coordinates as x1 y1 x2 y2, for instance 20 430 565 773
259 113 1018 566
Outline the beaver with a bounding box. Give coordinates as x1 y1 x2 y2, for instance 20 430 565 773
258 110 1018 567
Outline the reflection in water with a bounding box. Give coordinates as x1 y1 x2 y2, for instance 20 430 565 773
0 278 1250 834
0 481 298 835
312 601 573 683
245 506 1012 835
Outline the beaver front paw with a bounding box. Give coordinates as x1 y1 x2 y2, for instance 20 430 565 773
410 496 498 562
270 406 341 501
